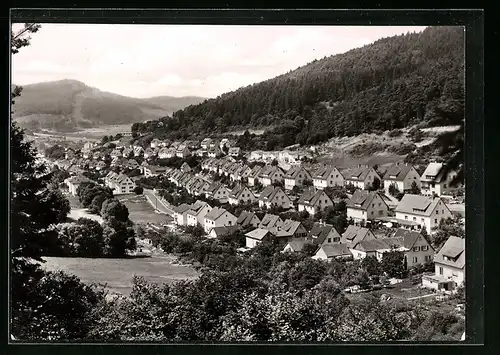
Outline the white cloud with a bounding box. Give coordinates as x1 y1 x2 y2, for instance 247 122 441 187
156 74 183 86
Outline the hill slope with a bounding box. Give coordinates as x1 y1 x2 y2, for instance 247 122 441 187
133 26 464 149
11 79 206 133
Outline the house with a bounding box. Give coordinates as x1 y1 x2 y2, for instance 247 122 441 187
176 145 191 158
144 165 167 177
422 236 465 291
150 139 161 148
200 138 212 150
65 175 91 196
284 166 312 190
346 190 389 222
312 165 344 190
420 162 459 196
203 207 237 234
110 148 122 159
392 229 435 268
273 219 308 243
173 203 193 226
127 159 140 170
308 222 342 246
204 182 230 203
282 239 310 253
133 146 144 157
258 213 284 231
239 165 253 181
248 165 263 186
143 148 154 159
95 161 106 171
219 138 230 151
383 162 421 194
341 225 376 245
228 184 256 205
226 163 242 179
258 165 285 187
104 171 136 195
343 166 381 190
297 189 333 216
229 164 245 182
158 148 175 159
312 244 353 261
258 186 292 209
183 201 210 228
209 225 239 239
228 147 241 157
180 162 192 173
245 228 273 249
236 211 261 229
208 145 222 158
394 194 453 234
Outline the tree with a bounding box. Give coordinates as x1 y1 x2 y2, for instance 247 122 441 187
101 199 130 223
301 242 319 257
76 218 105 257
133 186 144 195
362 255 382 276
370 177 381 191
388 183 400 197
409 181 421 195
271 159 279 166
102 136 109 144
103 222 136 257
381 249 407 278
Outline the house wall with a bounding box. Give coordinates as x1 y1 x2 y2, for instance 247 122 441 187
312 248 328 260
421 181 444 196
347 207 367 222
326 169 344 187
261 177 272 187
395 199 451 234
404 168 421 190
313 178 328 190
246 237 260 249
346 179 366 190
212 212 237 230
365 194 389 220
350 249 367 260
404 235 434 268
298 204 316 215
271 190 292 209
435 263 465 286
284 178 297 190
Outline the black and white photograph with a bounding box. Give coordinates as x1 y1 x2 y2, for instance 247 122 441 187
9 10 480 344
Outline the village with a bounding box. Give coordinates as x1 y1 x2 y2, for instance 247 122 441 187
42 131 466 298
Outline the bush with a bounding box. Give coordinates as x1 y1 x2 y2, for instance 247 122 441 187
133 186 144 195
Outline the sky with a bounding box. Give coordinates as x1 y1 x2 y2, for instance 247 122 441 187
11 24 427 99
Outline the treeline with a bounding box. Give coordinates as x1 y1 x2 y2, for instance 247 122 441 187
132 26 464 149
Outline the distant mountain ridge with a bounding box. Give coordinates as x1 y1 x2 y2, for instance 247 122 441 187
11 79 206 133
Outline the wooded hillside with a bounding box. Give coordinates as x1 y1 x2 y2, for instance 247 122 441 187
133 26 464 148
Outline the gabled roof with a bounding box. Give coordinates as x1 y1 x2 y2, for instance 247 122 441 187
228 147 240 153
237 211 260 226
395 194 444 217
313 165 340 180
392 229 432 250
249 165 263 178
211 225 239 237
309 223 341 245
259 213 283 230
258 165 282 178
174 203 192 214
383 163 415 181
284 239 309 252
187 200 210 216
297 189 331 207
275 219 303 237
284 165 311 179
245 228 272 241
259 186 285 201
318 244 352 258
343 166 376 181
66 175 91 185
434 236 465 269
205 206 231 221
230 184 250 199
353 238 405 252
420 162 445 182
346 190 385 211
341 225 374 245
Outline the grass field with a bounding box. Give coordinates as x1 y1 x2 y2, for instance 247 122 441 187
41 255 199 296
118 194 174 225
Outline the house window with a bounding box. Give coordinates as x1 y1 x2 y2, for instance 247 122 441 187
442 210 444 214
413 217 416 221
436 210 439 215
379 210 383 215
421 245 428 251
412 257 418 263
327 238 332 243
435 219 438 223
372 203 375 208
405 215 408 220
444 184 447 188
431 183 435 188
421 218 424 222
336 174 339 178
378 203 381 207
371 211 374 215
439 267 443 275
413 246 420 252
425 255 431 262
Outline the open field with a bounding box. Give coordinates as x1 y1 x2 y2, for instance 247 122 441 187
118 194 174 225
41 256 199 296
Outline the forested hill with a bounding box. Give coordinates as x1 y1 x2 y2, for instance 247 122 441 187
132 26 464 147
